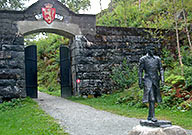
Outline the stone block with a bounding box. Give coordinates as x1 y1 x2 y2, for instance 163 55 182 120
128 125 187 135
79 79 102 88
11 51 24 61
2 44 24 51
0 60 7 68
7 60 24 69
13 37 24 45
0 69 24 79
0 86 22 98
0 79 16 86
0 51 12 59
78 64 110 72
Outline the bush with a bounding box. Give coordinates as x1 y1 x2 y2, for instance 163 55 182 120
115 85 145 108
178 100 192 111
161 48 175 69
0 98 24 112
184 66 192 89
110 59 138 91
182 47 192 66
165 74 185 86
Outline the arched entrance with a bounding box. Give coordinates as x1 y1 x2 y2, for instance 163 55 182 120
25 43 71 98
23 28 76 99
0 0 96 99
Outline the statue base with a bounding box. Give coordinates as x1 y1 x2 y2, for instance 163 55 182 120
128 125 187 135
140 120 172 128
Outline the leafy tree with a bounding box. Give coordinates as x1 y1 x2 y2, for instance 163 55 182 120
59 0 90 13
0 0 90 13
0 0 29 10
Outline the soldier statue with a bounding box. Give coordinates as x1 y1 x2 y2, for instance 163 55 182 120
138 46 164 122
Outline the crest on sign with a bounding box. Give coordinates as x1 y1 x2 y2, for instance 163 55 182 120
42 3 56 24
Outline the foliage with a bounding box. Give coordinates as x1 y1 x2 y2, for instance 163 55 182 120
0 0 90 13
59 0 90 13
0 98 68 134
0 0 29 10
184 66 192 89
39 87 61 97
0 98 24 112
115 84 145 108
165 74 185 86
110 59 138 91
182 46 192 66
97 0 192 29
25 33 69 94
161 48 175 69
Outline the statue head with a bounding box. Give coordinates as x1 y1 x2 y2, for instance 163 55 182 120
146 46 155 56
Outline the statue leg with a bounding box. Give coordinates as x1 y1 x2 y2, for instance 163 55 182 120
147 89 157 122
148 101 157 122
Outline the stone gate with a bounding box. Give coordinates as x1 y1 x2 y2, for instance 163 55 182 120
0 0 161 100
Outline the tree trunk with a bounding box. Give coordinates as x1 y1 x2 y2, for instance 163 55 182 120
99 0 102 17
139 0 141 9
173 0 184 75
182 0 192 52
109 0 113 12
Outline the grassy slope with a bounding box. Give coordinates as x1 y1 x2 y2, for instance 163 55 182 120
0 98 68 135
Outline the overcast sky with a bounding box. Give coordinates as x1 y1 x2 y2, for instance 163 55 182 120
25 0 110 14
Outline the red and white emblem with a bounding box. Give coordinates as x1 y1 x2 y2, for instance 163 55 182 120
42 3 56 24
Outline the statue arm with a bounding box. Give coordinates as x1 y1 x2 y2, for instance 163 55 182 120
138 58 144 88
158 58 164 85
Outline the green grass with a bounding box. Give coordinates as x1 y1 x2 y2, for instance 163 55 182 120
68 92 192 130
39 87 61 97
0 98 68 135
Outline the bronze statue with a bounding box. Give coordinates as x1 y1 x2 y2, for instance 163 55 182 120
138 47 164 122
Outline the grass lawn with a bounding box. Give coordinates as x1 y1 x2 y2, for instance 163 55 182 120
0 98 68 135
39 87 61 97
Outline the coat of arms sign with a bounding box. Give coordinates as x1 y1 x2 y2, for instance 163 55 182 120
42 3 56 24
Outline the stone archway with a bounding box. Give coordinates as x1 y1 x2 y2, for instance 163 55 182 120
0 0 96 100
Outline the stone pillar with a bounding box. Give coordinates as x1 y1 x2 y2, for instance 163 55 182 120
0 20 25 100
71 35 83 96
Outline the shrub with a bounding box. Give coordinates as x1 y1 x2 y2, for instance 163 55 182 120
110 59 138 91
184 66 192 89
178 100 192 111
0 98 24 112
165 74 185 86
182 47 192 66
115 83 145 108
161 48 175 69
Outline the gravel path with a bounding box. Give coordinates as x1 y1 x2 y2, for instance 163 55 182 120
35 92 192 135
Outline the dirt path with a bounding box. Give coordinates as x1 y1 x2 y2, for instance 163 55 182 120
35 92 192 135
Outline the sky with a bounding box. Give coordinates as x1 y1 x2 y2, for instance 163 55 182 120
25 0 110 14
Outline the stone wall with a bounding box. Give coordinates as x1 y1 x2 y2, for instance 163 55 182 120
0 19 25 100
74 26 161 96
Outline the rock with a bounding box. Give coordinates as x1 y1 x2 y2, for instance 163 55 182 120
128 125 187 135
